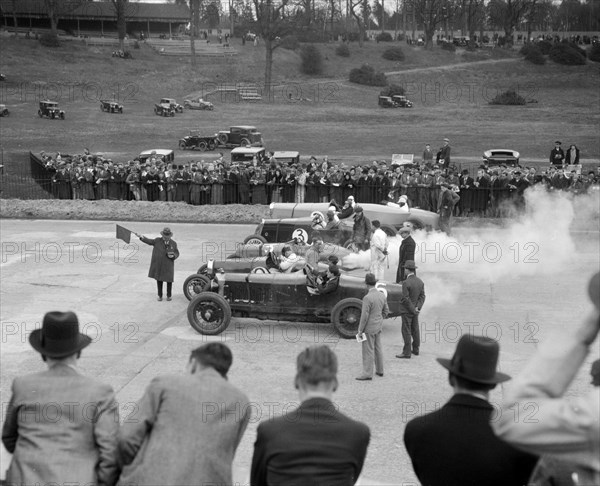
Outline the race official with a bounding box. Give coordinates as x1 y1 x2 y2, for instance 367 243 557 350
396 261 425 359
369 220 388 280
352 206 372 251
356 273 389 381
135 227 179 301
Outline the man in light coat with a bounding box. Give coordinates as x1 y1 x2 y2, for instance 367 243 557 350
356 273 389 380
2 311 120 486
117 343 250 486
369 220 388 280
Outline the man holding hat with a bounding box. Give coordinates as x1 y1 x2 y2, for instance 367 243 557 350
2 311 120 486
135 227 180 301
436 137 451 171
356 273 389 380
404 334 539 486
396 225 416 283
550 140 565 166
396 260 425 359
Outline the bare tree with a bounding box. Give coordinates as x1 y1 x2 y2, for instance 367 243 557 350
488 0 532 45
43 0 87 38
189 0 200 67
349 0 369 46
408 0 455 48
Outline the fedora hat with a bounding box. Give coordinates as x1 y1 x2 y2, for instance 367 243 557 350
161 227 173 237
29 312 91 358
403 260 417 270
398 226 411 234
437 335 511 385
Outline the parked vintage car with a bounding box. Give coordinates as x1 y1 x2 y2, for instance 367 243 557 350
179 131 218 151
138 149 175 164
186 268 404 338
183 97 214 110
379 96 396 108
160 97 184 113
270 202 439 231
0 104 9 117
272 151 300 166
392 95 413 108
100 100 123 113
154 103 175 117
215 125 263 147
38 100 65 119
483 149 520 166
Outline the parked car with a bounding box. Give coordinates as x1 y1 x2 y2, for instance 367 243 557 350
186 268 404 338
38 100 65 120
392 95 413 108
453 36 469 47
379 96 396 108
154 103 175 117
230 146 266 164
272 151 300 166
215 125 263 147
270 202 439 231
0 104 9 117
160 98 184 113
179 131 218 151
100 100 123 113
183 97 214 110
483 149 520 166
138 149 175 164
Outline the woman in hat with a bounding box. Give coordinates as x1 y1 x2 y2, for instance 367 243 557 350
2 311 119 486
135 227 180 301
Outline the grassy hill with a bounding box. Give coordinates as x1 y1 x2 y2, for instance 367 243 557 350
1 33 599 171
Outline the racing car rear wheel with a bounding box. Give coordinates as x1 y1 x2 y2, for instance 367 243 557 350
38 110 43 117
187 293 232 335
331 298 363 339
243 235 267 245
183 273 211 301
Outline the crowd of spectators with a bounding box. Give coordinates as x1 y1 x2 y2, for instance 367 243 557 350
39 149 598 217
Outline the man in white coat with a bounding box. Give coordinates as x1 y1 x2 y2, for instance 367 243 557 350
369 220 388 280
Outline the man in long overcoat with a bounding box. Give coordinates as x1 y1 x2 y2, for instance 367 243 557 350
396 226 416 283
136 227 180 301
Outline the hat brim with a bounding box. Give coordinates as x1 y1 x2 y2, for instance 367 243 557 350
29 329 92 358
403 265 417 269
436 358 511 384
161 231 173 237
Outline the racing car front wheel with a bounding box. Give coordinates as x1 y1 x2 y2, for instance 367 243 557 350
183 273 211 301
331 298 363 339
187 293 232 335
243 235 267 245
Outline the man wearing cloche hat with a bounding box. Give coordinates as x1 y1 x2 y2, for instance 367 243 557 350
2 311 120 486
135 227 180 301
404 334 539 486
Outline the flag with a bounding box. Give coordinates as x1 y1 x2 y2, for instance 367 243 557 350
116 224 132 244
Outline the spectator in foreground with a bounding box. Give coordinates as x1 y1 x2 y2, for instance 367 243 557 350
404 334 539 486
251 345 370 485
494 271 600 485
2 311 119 486
117 343 250 485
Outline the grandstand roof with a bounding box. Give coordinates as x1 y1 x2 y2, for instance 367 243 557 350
0 1 190 22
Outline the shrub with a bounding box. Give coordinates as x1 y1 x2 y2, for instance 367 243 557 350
382 46 405 61
335 43 350 57
376 32 393 42
441 41 456 52
561 39 587 58
349 64 387 86
489 89 527 105
589 43 600 62
133 40 140 49
549 43 586 65
380 83 405 97
280 35 299 50
300 44 323 75
39 32 60 47
525 48 546 65
537 40 552 54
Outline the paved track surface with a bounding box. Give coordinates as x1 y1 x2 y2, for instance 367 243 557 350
1 218 599 484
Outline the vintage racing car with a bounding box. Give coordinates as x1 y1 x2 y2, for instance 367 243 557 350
100 100 123 113
184 97 214 110
269 202 439 231
186 267 405 338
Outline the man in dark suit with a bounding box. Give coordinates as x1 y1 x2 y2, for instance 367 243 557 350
396 260 425 359
550 140 565 166
2 311 119 486
396 226 416 283
251 345 370 485
436 137 451 171
404 334 539 486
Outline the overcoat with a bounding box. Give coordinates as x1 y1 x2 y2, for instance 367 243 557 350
140 236 179 282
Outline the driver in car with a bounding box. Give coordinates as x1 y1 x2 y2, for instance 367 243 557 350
279 245 306 273
307 263 341 295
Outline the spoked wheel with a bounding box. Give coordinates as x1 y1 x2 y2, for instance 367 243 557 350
187 293 231 335
179 140 187 149
183 273 211 301
208 139 217 150
197 141 207 151
243 235 267 245
331 298 363 339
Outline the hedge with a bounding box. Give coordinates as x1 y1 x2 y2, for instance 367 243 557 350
549 44 586 65
349 64 387 86
489 89 527 105
300 44 323 75
382 46 405 61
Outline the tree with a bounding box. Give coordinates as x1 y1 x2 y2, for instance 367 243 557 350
190 0 200 67
487 0 533 46
43 0 87 40
204 2 221 28
349 0 370 47
111 0 129 52
408 0 456 48
251 0 293 98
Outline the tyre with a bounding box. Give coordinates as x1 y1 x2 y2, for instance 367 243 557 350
197 141 207 151
119 107 123 113
331 298 363 339
179 140 187 149
208 105 214 111
251 266 269 273
240 138 250 147
183 273 211 301
154 107 159 115
406 218 424 230
38 110 43 117
217 133 228 145
100 105 104 112
51 112 55 119
197 263 208 275
208 139 216 150
177 106 183 113
187 293 231 335
243 234 267 245
60 112 65 120
170 111 175 117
